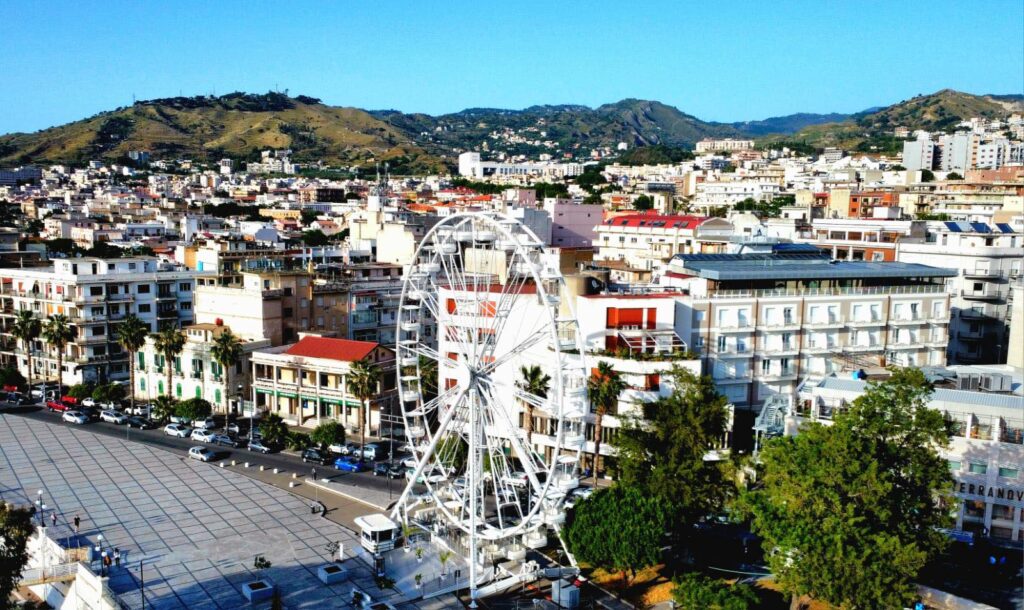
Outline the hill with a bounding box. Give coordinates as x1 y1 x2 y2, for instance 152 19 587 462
0 92 445 173
782 89 1024 154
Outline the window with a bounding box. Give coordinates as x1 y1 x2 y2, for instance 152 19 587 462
89 286 103 296
179 283 191 291
137 284 151 294
180 302 192 310
948 460 961 472
138 304 151 313
968 462 987 475
717 336 727 352
998 467 1018 479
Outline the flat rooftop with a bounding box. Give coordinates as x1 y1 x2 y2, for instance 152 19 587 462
0 417 414 610
671 253 957 281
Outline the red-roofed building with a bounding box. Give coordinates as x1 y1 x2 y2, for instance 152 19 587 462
251 335 396 429
594 213 734 271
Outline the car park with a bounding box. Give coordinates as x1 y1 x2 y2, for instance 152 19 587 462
301 448 331 465
126 416 157 429
333 456 366 473
248 439 274 454
62 410 88 425
163 423 191 438
100 410 128 424
191 428 217 442
188 446 218 462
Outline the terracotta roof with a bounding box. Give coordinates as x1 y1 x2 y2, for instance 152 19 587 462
284 336 378 362
602 213 707 229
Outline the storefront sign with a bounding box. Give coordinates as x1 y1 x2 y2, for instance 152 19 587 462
954 481 1024 502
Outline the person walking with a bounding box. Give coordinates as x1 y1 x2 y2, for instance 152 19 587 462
73 514 81 534
101 551 109 576
50 512 57 528
113 548 121 568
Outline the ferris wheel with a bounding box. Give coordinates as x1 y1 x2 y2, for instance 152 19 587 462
391 212 587 599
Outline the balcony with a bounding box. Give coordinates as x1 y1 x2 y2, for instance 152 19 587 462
957 331 984 342
961 288 1003 302
960 309 993 321
105 293 135 303
845 343 883 353
890 316 927 326
803 341 838 354
760 368 798 382
963 269 1001 280
713 372 752 384
760 344 799 357
77 335 108 345
804 317 844 329
716 322 754 333
712 346 753 359
846 317 884 328
761 319 800 332
889 341 925 351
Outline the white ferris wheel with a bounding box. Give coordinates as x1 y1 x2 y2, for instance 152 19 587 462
390 212 587 602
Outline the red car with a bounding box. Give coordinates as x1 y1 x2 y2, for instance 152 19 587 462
47 396 77 412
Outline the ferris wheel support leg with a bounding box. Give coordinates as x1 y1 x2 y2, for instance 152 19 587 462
551 523 578 567
468 388 480 608
388 385 469 524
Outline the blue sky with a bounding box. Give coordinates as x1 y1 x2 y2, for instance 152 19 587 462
1 0 1021 134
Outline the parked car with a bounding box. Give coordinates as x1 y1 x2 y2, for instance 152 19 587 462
502 471 529 488
100 410 128 424
80 397 97 408
191 428 217 443
62 410 88 425
333 456 367 473
126 416 157 430
225 423 241 435
192 417 217 431
301 448 331 465
361 443 381 461
188 446 218 462
163 423 191 438
373 462 391 477
564 485 594 509
212 434 243 448
334 442 361 456
248 438 274 454
374 462 403 478
125 404 151 417
401 456 418 469
46 400 72 413
80 407 101 422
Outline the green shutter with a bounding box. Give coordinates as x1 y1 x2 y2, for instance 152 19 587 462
215 389 222 403
195 387 201 398
158 380 164 394
176 383 182 398
140 378 145 391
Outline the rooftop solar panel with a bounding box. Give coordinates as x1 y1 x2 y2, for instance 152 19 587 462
944 221 962 232
996 223 1014 234
970 222 992 233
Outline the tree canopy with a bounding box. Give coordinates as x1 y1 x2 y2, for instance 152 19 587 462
564 485 669 582
259 413 289 447
741 368 953 609
672 573 759 610
615 367 734 538
175 397 213 422
0 504 34 604
310 420 346 449
632 194 654 210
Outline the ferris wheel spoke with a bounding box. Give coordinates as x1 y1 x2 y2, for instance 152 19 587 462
477 326 551 378
477 382 547 493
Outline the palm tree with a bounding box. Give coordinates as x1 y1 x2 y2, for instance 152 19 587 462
348 357 381 461
41 314 74 393
418 355 438 400
151 395 177 423
258 413 289 448
210 328 243 415
586 361 625 486
12 310 41 394
152 324 185 399
115 314 148 414
516 365 550 446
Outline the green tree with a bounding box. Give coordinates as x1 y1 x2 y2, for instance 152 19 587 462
586 361 626 484
287 431 312 451
42 314 74 390
209 328 243 414
946 172 963 180
564 485 668 583
515 365 550 446
301 229 330 246
672 573 759 610
348 358 380 460
436 435 468 471
920 169 935 182
68 383 95 401
11 310 41 392
418 355 438 400
0 366 27 392
92 382 126 405
741 368 953 610
0 503 34 604
116 314 149 414
151 395 177 423
632 194 654 210
615 367 733 540
175 397 213 422
310 420 346 450
259 413 289 447
152 324 185 399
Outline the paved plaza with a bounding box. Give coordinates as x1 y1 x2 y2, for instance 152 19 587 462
0 416 433 609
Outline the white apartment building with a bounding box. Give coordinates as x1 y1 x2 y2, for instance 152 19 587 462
0 257 208 385
902 134 936 171
693 179 783 207
135 322 271 412
250 335 396 432
792 367 1024 544
695 139 755 153
457 152 584 179
896 221 1022 365
668 249 957 422
594 213 734 271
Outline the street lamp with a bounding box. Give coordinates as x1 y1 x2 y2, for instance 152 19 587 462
35 490 44 526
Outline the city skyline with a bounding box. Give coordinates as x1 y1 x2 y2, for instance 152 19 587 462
1 0 1021 134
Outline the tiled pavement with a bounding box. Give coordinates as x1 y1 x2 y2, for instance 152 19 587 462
0 416 448 609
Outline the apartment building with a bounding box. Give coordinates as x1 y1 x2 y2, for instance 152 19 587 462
695 139 755 153
669 249 957 416
542 198 602 248
693 180 783 207
135 322 271 412
594 213 734 271
250 335 396 432
896 221 1022 365
793 367 1024 544
794 218 925 261
177 238 296 286
0 257 206 385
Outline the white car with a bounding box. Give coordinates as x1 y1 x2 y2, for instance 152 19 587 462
502 471 529 488
125 404 150 417
192 417 217 431
191 428 217 442
62 410 88 425
163 423 191 438
100 410 128 424
188 446 217 462
564 486 594 509
401 456 418 469
80 397 97 408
